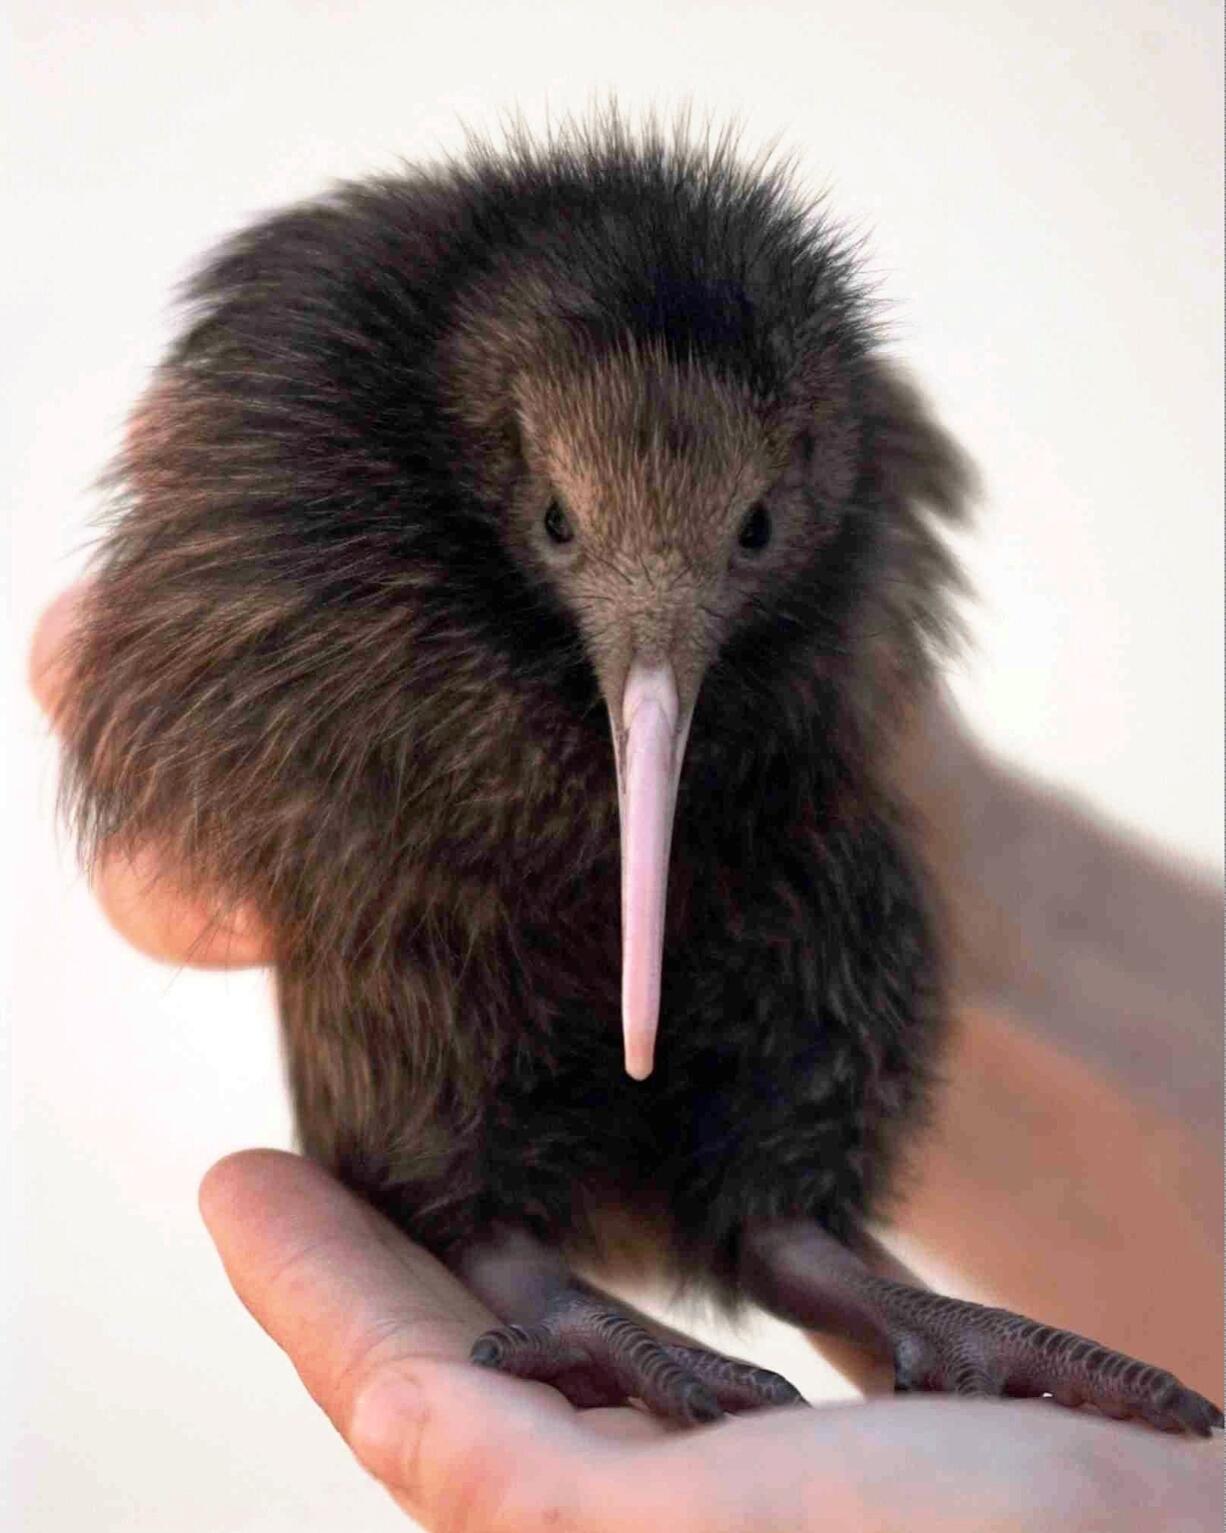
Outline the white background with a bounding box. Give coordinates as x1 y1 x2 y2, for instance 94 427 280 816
4 3 1222 1529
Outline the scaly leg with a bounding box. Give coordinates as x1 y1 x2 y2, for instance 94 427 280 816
456 1224 805 1423
740 1220 1222 1435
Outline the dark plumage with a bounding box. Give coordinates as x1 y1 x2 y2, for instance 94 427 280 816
59 114 1220 1433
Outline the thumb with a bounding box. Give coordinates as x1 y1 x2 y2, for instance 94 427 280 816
199 1149 625 1532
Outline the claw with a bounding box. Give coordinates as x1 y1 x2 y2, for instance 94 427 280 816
1148 1383 1223 1438
470 1336 502 1367
677 1381 723 1425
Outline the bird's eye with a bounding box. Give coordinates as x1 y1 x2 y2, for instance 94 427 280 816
737 503 771 552
544 501 574 545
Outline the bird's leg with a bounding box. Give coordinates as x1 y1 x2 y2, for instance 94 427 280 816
456 1224 805 1423
740 1219 1223 1435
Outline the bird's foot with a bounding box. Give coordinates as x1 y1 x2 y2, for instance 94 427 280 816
470 1286 805 1423
878 1282 1222 1435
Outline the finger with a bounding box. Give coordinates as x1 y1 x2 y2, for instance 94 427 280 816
92 842 273 968
28 580 88 722
199 1153 1221 1533
30 584 274 968
200 1149 496 1381
199 1151 636 1532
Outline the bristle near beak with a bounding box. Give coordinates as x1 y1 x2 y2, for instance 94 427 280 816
609 662 693 1080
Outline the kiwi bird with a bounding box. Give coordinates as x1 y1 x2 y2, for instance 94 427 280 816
60 116 1220 1433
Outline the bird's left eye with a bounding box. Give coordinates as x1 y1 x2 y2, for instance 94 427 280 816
544 501 574 545
737 503 771 552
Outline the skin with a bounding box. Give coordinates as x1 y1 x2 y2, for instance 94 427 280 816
30 586 1222 1529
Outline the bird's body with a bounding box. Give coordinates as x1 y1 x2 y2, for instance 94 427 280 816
61 116 1220 1432
281 724 939 1291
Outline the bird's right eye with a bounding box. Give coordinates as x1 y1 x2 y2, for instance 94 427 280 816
737 503 771 552
544 501 574 545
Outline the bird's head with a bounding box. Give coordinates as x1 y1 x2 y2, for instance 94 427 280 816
498 339 863 1078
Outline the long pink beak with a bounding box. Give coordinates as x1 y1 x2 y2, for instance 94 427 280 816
613 662 692 1081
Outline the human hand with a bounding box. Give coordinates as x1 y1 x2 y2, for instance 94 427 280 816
201 1148 1220 1533
30 582 274 968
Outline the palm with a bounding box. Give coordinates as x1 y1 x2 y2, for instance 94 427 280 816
202 1150 1219 1533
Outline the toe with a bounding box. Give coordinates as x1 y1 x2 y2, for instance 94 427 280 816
470 1322 586 1380
663 1346 805 1413
469 1322 531 1368
1085 1364 1222 1437
872 1288 1215 1437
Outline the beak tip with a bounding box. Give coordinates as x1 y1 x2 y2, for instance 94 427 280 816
623 1000 658 1081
